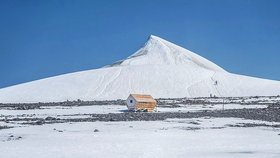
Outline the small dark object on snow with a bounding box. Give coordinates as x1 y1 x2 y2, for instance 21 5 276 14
94 129 99 132
9 135 14 137
189 121 200 125
214 81 218 85
15 105 40 110
35 119 45 125
45 117 56 121
109 118 117 121
0 126 12 130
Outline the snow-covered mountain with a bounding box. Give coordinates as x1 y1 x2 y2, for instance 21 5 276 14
1 35 280 103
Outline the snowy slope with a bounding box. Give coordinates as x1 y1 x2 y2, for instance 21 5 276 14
1 35 280 103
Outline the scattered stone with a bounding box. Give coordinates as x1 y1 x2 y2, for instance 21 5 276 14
227 123 280 128
45 116 56 121
0 126 12 130
109 118 117 121
94 129 99 132
178 127 201 131
53 128 63 132
15 105 40 110
210 127 225 129
189 121 200 125
34 119 45 125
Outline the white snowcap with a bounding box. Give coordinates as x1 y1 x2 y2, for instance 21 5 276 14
110 35 226 72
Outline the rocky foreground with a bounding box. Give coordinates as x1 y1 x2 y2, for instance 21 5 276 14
1 96 280 128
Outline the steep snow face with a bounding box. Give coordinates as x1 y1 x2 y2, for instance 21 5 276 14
109 35 226 72
0 35 280 103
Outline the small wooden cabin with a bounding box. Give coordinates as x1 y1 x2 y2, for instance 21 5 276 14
126 94 157 112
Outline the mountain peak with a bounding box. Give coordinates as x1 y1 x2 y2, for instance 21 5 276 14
147 35 168 46
108 35 226 72
148 34 161 40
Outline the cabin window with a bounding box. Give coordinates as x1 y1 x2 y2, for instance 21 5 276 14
130 100 133 103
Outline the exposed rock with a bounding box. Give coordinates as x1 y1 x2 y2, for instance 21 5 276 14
0 126 12 130
34 119 45 125
45 117 56 121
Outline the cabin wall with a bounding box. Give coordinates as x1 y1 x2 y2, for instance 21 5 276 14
135 102 156 112
126 95 136 110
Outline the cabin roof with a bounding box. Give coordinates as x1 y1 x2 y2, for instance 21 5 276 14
130 94 157 103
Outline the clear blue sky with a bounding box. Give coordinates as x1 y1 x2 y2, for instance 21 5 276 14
1 0 280 88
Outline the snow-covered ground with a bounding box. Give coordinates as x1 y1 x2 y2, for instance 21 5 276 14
1 98 279 158
1 118 280 158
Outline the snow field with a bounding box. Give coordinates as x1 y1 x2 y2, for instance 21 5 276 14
1 118 280 158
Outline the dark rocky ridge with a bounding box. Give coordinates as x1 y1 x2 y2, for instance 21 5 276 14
1 108 279 125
